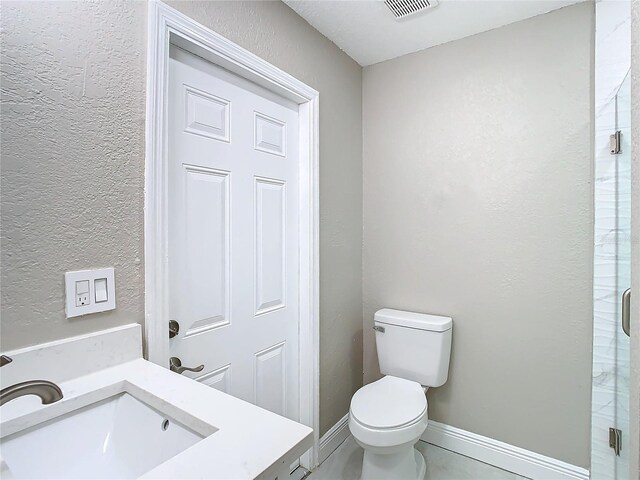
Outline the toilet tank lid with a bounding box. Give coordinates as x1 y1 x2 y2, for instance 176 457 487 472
375 308 452 332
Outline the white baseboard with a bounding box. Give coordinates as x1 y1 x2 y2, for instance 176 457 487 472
318 414 589 480
422 420 589 480
318 413 350 464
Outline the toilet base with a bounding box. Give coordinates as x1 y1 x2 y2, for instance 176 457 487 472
360 445 426 480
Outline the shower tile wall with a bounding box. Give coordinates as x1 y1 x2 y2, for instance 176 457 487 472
592 1 631 478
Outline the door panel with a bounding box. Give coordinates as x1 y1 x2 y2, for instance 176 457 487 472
168 45 300 424
254 112 287 156
196 364 232 394
254 342 286 415
181 165 230 336
255 177 287 314
184 86 230 142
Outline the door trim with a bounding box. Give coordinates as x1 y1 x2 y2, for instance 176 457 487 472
144 0 320 468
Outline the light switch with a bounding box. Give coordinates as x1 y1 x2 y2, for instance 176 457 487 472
95 278 108 303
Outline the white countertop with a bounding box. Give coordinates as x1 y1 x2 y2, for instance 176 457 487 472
0 326 313 480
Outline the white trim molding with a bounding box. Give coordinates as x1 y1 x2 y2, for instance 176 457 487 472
144 0 320 469
422 420 589 480
317 415 588 480
319 413 350 464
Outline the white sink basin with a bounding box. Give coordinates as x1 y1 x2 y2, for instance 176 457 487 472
0 392 205 479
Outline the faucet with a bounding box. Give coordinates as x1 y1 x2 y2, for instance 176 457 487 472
0 355 63 406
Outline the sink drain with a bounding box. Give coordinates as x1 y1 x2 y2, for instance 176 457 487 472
161 419 170 431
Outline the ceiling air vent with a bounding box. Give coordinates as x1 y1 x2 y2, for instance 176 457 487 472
383 0 438 20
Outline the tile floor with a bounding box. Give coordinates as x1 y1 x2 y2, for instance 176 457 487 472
306 436 529 480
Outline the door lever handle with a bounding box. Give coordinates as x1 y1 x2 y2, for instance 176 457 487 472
169 320 180 339
622 288 631 337
169 357 204 375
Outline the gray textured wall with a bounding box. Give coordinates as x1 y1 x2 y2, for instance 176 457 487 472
0 0 363 437
362 3 594 468
1 1 147 348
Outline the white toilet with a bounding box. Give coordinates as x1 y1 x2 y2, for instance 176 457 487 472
349 308 452 480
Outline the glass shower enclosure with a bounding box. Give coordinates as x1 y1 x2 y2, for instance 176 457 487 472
591 2 632 474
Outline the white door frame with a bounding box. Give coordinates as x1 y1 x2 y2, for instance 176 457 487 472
143 0 320 469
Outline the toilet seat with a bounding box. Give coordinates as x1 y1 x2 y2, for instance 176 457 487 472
349 376 428 450
350 376 427 429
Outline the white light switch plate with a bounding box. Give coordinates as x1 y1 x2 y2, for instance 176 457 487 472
64 268 116 318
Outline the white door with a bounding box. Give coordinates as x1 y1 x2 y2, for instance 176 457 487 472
168 45 300 424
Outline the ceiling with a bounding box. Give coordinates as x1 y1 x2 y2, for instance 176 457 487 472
284 0 583 66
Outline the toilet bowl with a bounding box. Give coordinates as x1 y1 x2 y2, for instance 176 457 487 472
349 309 452 480
349 376 428 480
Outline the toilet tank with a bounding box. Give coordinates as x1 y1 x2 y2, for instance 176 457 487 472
374 308 452 387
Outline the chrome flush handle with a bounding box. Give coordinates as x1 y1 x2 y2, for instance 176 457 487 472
169 357 204 375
